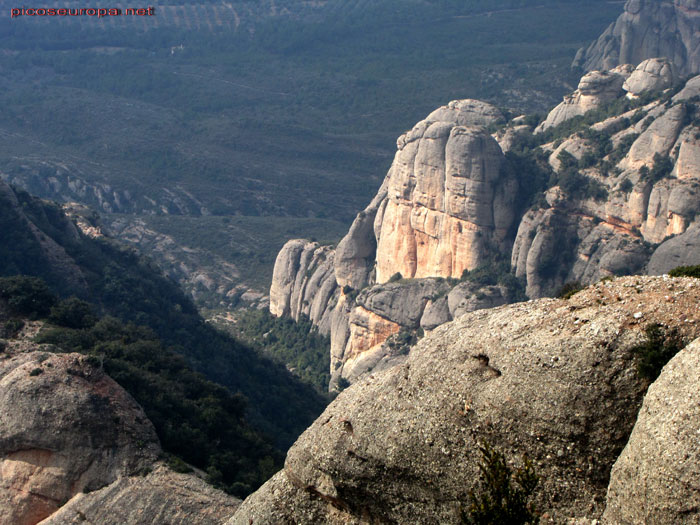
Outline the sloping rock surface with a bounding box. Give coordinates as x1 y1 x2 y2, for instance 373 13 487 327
40 464 240 525
236 276 700 524
604 337 700 524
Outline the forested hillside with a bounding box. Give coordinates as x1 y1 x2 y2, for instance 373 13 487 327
0 0 622 307
0 180 327 455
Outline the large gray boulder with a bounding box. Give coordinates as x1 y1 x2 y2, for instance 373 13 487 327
234 276 700 524
647 222 700 274
604 337 700 524
623 58 677 96
40 464 240 525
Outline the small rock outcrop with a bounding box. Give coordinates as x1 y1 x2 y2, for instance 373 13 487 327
536 66 632 132
574 0 700 78
41 464 240 525
604 337 700 524
0 346 239 525
623 57 678 96
234 276 700 524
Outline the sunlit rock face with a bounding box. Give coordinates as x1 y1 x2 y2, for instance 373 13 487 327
574 0 700 78
374 116 516 283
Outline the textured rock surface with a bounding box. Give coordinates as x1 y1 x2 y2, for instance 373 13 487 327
374 101 516 283
0 338 240 525
623 58 677 96
648 222 700 274
0 351 159 525
271 74 700 388
236 276 700 524
536 67 630 132
574 0 700 77
41 464 239 525
604 337 700 524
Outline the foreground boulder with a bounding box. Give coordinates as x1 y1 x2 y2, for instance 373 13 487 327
604 337 700 524
0 346 239 525
232 276 700 524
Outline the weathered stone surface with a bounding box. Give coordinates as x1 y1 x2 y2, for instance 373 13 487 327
269 239 338 332
604 337 700 524
536 68 629 132
270 74 700 391
41 464 239 525
446 281 508 319
420 296 451 330
0 351 159 525
647 222 700 274
620 103 686 172
574 0 700 78
236 276 700 524
623 58 677 96
375 118 517 282
672 73 700 101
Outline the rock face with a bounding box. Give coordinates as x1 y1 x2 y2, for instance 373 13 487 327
604 337 700 524
271 73 700 390
536 67 632 132
623 58 678 96
0 345 239 525
41 464 240 525
574 0 700 78
374 118 516 283
234 276 700 524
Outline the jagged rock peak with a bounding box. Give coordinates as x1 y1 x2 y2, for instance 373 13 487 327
574 0 700 77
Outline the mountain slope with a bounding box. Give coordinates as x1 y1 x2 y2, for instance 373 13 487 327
0 180 328 450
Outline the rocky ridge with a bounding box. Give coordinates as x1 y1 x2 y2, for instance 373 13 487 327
0 322 239 525
573 0 700 78
270 67 700 390
235 276 700 524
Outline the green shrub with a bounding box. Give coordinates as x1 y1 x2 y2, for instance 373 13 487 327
48 297 97 329
557 281 583 299
29 367 43 376
463 442 539 525
167 455 194 474
632 323 685 382
668 265 700 278
618 178 634 193
0 276 57 318
3 318 25 338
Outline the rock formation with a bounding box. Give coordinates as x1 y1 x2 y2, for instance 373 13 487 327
574 0 700 78
536 66 632 133
234 276 700 524
604 336 700 524
623 57 678 97
270 70 700 390
0 340 239 525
